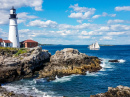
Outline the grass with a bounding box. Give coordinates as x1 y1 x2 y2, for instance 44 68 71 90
15 48 28 56
0 47 28 56
0 47 19 51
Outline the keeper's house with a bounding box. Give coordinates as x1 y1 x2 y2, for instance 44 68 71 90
0 38 12 47
20 39 38 48
3 40 12 47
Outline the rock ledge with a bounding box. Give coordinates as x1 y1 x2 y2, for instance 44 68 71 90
91 85 130 97
39 48 102 80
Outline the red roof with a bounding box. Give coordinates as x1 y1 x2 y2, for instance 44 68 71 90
24 40 38 43
0 38 3 42
3 40 12 43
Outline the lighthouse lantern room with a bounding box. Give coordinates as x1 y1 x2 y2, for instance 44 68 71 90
8 6 20 48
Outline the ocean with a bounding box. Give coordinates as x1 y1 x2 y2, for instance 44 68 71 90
2 45 130 97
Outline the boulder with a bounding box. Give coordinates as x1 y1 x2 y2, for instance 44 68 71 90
90 85 130 97
39 48 102 81
108 60 119 63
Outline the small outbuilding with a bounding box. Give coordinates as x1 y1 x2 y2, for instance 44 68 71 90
3 40 12 47
23 39 38 48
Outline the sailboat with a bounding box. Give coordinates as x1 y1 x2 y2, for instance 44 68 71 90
88 42 100 50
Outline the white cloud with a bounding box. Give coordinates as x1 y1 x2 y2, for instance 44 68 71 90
77 20 83 23
58 23 100 30
92 12 116 19
92 15 101 19
28 20 58 28
69 4 96 20
18 12 38 19
100 36 112 40
107 19 130 24
110 24 130 31
17 19 26 24
115 6 130 11
0 0 43 11
107 32 125 35
19 29 30 33
69 4 95 13
0 10 9 25
81 30 102 36
69 11 95 19
0 28 8 38
81 31 88 35
98 26 109 31
109 14 116 17
0 11 38 25
28 20 100 30
102 12 108 16
78 35 90 39
56 30 79 36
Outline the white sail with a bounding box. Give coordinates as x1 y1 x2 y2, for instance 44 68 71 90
89 43 95 49
92 43 95 48
95 42 100 49
88 42 100 50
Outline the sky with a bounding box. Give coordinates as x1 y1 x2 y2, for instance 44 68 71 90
0 0 130 45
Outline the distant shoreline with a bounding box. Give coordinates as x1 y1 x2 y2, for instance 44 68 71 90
39 44 130 46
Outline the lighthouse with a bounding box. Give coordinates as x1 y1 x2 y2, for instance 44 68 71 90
8 6 20 48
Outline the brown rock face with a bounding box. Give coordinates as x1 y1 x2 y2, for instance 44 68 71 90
90 85 130 97
39 48 102 80
0 47 51 84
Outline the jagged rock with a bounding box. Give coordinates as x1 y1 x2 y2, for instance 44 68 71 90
90 85 130 97
39 48 101 81
108 60 119 63
0 46 51 84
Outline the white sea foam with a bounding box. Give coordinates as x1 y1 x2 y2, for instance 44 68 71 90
100 58 114 69
118 59 126 63
86 71 107 77
53 74 79 83
33 78 47 84
2 79 63 97
2 85 37 96
85 58 116 77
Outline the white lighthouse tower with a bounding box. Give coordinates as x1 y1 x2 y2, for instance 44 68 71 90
8 6 20 48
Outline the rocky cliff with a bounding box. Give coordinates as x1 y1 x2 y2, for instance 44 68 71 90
91 85 130 97
0 46 51 84
39 48 102 80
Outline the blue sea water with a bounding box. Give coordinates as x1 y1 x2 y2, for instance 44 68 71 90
2 45 130 97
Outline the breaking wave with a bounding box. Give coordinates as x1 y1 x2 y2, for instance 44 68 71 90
2 79 61 97
118 59 126 63
53 74 80 83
